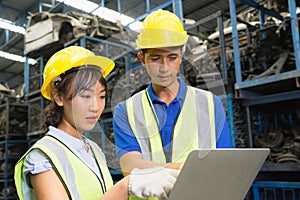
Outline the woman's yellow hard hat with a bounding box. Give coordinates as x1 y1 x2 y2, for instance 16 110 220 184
41 46 115 100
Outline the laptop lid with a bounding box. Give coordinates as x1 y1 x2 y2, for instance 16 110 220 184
168 148 270 200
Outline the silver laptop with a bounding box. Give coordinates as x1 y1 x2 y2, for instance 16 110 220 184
168 148 270 200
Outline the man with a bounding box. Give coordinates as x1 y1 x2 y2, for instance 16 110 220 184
113 9 232 175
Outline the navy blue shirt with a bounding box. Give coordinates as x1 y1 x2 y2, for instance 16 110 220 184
113 78 232 160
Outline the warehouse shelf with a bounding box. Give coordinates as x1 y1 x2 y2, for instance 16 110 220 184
0 140 28 200
184 8 251 147
64 35 132 66
0 156 20 162
24 57 44 97
0 4 26 48
230 0 300 99
2 0 298 198
219 94 244 147
228 0 300 138
251 181 300 200
228 1 300 197
185 10 232 87
260 163 300 173
242 89 300 106
236 69 300 99
0 197 17 200
256 163 300 183
27 96 49 135
0 99 29 200
0 102 28 140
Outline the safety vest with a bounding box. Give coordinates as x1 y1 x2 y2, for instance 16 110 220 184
14 135 113 200
126 86 216 164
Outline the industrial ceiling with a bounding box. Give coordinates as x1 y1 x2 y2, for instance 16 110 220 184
0 0 251 89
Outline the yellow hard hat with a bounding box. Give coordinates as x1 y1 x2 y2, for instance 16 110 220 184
136 9 189 49
41 46 115 100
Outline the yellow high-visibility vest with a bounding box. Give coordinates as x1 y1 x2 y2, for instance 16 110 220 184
14 135 113 200
126 86 216 163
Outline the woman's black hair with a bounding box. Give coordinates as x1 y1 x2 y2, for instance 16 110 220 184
43 66 107 133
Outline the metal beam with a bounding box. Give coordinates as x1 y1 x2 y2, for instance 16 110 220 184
239 0 284 21
243 90 300 106
124 0 172 28
235 70 300 90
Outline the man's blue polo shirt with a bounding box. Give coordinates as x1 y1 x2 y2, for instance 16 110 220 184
113 78 232 160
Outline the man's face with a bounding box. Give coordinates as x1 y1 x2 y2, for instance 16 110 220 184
138 47 183 88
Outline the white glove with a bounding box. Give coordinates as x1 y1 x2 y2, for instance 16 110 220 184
128 166 179 200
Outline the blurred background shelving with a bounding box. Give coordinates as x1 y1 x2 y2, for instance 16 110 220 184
0 0 299 199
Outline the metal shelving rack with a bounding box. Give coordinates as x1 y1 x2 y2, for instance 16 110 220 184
0 102 28 200
25 56 49 138
230 0 300 102
0 102 28 140
25 57 44 97
229 0 300 199
184 10 240 147
0 140 28 200
229 0 300 152
18 0 300 199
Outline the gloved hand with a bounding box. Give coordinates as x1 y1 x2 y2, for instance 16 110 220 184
128 166 179 200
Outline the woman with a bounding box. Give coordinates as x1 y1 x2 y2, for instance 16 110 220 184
14 46 179 200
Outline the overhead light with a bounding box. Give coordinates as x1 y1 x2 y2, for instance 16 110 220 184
56 0 142 31
184 18 196 25
0 18 25 34
0 51 36 65
0 20 34 64
56 0 98 13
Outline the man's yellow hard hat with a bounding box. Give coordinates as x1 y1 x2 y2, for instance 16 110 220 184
41 46 115 100
136 9 189 49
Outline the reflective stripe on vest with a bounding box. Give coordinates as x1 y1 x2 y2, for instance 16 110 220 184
14 135 113 200
126 86 216 163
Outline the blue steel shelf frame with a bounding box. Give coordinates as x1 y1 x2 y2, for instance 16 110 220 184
185 10 230 85
229 0 300 147
251 181 300 200
0 4 27 47
24 57 44 96
0 139 28 199
219 94 238 147
0 3 30 88
230 0 300 99
229 1 300 198
185 10 243 147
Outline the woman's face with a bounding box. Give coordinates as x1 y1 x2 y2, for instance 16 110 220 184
60 81 106 134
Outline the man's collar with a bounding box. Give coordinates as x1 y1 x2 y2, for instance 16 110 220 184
147 77 187 103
